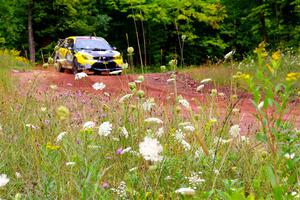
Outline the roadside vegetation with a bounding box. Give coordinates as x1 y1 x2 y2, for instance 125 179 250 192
0 44 299 199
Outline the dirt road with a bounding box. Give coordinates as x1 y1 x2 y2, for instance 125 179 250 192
12 67 300 134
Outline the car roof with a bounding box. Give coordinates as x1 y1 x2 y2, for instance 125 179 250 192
66 36 105 41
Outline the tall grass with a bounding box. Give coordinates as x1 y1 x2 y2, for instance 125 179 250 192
0 48 299 199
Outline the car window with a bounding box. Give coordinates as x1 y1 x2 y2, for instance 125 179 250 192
67 39 74 48
74 38 112 50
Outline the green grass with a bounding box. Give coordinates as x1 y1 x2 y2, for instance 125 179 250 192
0 49 299 199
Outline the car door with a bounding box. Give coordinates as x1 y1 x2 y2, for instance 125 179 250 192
64 38 74 69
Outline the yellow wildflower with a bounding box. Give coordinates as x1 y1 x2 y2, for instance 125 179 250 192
56 105 70 120
272 50 281 61
46 142 60 150
286 72 300 81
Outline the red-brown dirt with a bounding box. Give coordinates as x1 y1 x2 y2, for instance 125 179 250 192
12 67 300 134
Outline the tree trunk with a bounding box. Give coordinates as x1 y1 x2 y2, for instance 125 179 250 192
257 0 269 42
28 0 35 63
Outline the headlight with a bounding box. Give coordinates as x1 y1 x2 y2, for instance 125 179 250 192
82 54 93 60
114 55 122 60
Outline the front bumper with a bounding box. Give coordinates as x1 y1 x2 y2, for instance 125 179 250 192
78 60 122 72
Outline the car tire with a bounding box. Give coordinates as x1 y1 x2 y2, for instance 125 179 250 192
72 58 79 74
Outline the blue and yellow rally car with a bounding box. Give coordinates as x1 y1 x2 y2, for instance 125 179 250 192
54 36 123 74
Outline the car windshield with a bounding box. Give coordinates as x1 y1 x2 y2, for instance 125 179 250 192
75 38 112 51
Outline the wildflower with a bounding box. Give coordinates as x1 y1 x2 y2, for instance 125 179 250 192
224 50 236 60
0 124 2 132
104 92 110 97
232 108 239 113
175 188 195 196
121 127 129 138
50 84 57 90
200 78 212 84
209 118 217 124
83 121 96 129
41 107 47 112
143 98 155 111
183 125 195 132
88 145 101 149
156 127 164 137
121 63 128 70
181 35 187 41
137 90 145 98
257 101 264 110
160 65 166 71
175 129 185 141
129 167 138 172
181 139 191 151
46 142 60 150
56 131 67 142
66 162 76 166
241 136 250 143
109 70 122 75
116 148 123 155
74 72 88 80
92 82 106 90
111 181 128 199
102 182 110 189
214 169 220 175
56 105 70 120
42 63 49 68
167 78 175 83
196 84 204 92
272 50 281 61
0 174 9 187
179 98 190 109
186 172 205 189
135 75 144 83
284 153 295 160
169 59 177 67
195 148 204 159
286 72 300 81
25 124 38 129
119 94 133 103
128 82 136 91
127 47 134 54
139 137 163 162
121 147 132 154
98 121 112 136
218 92 225 97
145 117 163 124
211 89 217 97
15 172 21 178
15 193 22 200
229 124 240 138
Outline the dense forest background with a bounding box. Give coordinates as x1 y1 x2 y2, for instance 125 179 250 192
0 0 299 66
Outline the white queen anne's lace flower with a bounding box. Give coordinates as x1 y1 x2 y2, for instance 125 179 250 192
196 84 204 92
74 72 88 80
179 99 190 109
229 124 240 138
56 131 67 142
0 174 9 187
139 137 163 162
92 82 106 90
175 188 195 196
156 127 164 137
83 121 96 129
121 127 129 138
143 98 155 111
145 117 163 124
200 78 212 84
119 94 133 103
98 121 112 136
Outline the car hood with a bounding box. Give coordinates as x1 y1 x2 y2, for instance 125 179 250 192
78 50 120 57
